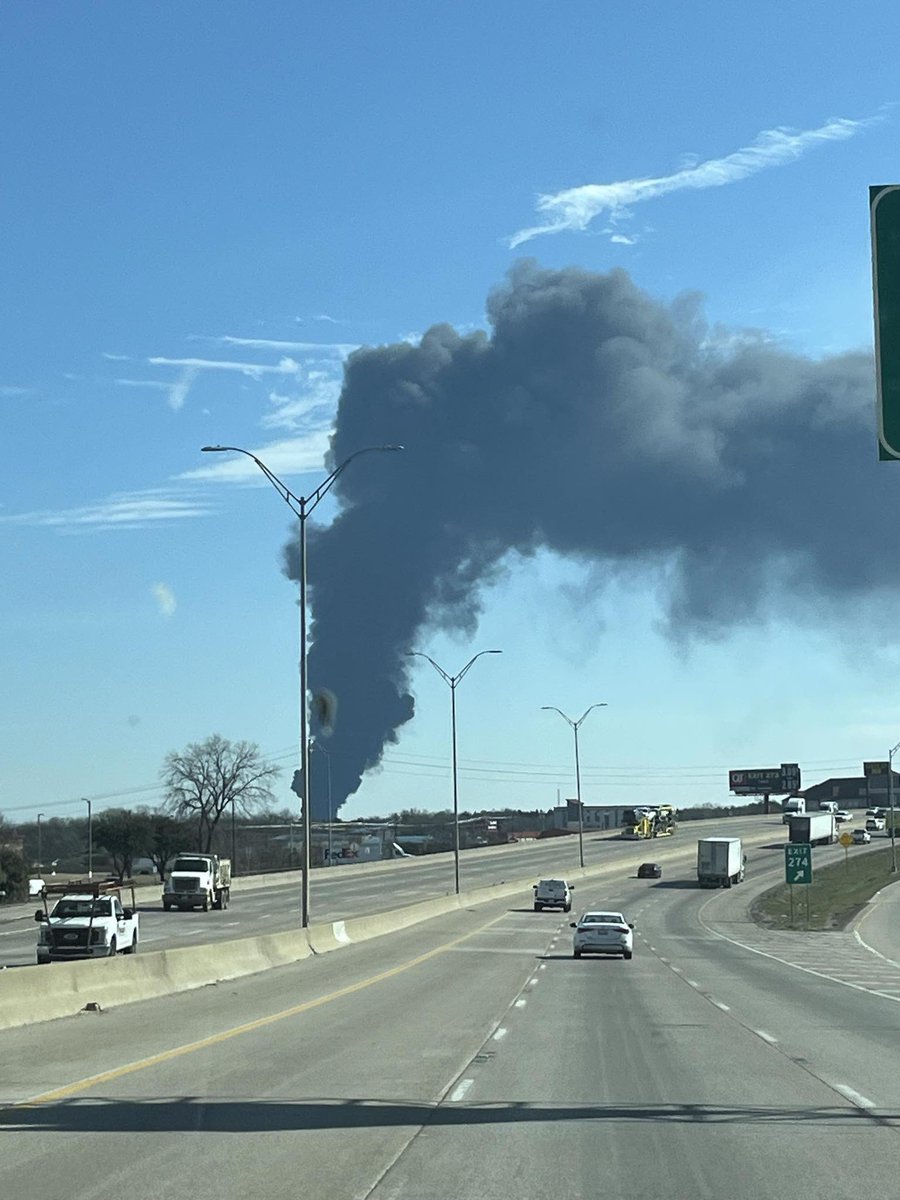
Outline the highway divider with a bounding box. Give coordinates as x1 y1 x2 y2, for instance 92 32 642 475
0 823 781 1032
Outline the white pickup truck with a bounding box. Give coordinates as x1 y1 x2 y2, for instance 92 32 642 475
35 880 139 964
533 878 574 912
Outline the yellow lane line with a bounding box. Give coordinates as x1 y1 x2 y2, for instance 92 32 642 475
10 909 507 1111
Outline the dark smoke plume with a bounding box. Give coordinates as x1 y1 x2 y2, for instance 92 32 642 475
285 261 880 814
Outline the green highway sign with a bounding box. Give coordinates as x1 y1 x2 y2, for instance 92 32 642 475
785 843 812 886
871 185 900 459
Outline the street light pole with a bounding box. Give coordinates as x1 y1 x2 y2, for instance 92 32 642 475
310 739 334 864
542 704 608 869
201 442 402 927
889 741 900 873
406 649 502 894
83 798 93 879
37 812 45 873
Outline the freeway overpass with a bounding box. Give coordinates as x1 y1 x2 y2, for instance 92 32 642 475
2 815 900 1198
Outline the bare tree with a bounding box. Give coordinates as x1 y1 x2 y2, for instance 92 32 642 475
161 735 280 853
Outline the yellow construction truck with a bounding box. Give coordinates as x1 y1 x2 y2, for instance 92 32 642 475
621 805 677 840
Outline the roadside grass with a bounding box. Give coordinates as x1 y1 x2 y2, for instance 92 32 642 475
752 844 900 931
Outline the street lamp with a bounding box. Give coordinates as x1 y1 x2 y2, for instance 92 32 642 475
201 442 402 926
407 649 502 893
542 704 608 869
889 741 900 874
36 812 45 872
83 797 93 879
310 738 334 865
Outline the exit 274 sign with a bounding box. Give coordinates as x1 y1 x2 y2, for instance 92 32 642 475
785 844 812 886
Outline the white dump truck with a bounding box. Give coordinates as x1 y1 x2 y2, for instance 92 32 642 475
163 853 231 911
697 837 745 888
35 879 139 963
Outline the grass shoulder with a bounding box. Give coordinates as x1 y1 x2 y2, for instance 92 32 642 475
752 844 900 931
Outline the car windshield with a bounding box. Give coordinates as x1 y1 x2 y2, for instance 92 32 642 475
51 899 112 919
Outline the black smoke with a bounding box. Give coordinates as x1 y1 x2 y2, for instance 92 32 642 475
285 261 882 814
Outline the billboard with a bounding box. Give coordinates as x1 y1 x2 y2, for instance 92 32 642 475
729 763 800 796
864 761 890 777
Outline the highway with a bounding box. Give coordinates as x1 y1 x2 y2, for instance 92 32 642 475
2 820 899 1199
0 814 776 967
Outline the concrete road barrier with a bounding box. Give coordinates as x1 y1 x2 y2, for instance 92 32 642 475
0 822 781 1031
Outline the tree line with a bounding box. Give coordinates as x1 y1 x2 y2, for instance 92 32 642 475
1 735 280 900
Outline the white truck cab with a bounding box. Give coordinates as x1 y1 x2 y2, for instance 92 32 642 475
35 880 139 964
163 853 231 911
782 796 806 824
533 879 574 912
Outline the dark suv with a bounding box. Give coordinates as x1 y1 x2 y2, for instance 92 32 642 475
637 862 662 879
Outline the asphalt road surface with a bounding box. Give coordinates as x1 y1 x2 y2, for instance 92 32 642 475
0 814 780 968
2 825 899 1200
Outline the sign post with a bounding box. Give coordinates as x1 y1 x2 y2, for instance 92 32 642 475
871 185 900 459
785 843 812 929
839 829 854 873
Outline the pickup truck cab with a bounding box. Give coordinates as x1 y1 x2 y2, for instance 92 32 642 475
533 878 574 912
35 880 139 964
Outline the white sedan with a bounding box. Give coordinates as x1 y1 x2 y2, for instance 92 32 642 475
834 810 852 824
571 911 634 960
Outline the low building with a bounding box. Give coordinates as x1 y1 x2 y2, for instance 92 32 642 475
549 801 629 832
802 771 900 811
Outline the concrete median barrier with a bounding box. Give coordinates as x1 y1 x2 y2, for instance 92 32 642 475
0 821 782 1031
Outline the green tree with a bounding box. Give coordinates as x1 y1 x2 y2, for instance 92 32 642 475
92 809 148 880
161 735 280 853
143 812 190 881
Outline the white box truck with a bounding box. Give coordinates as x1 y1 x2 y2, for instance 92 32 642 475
788 813 837 846
697 837 745 888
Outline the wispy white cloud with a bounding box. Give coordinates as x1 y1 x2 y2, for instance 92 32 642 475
508 114 879 248
0 385 31 397
115 371 196 411
610 234 636 246
202 335 358 356
115 378 171 391
177 434 332 483
148 354 304 378
152 582 177 618
0 489 215 532
102 352 130 362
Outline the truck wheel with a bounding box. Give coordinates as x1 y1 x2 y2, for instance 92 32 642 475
221 890 229 910
125 934 137 955
107 937 117 957
573 950 581 958
623 951 633 960
534 903 543 912
163 901 171 912
212 891 222 911
563 903 571 913
202 892 210 912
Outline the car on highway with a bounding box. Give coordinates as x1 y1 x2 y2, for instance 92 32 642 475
834 810 852 824
571 911 634 959
533 879 574 912
637 862 662 879
852 829 871 845
866 816 886 832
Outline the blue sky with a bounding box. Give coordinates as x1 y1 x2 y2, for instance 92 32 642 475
3 2 900 825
